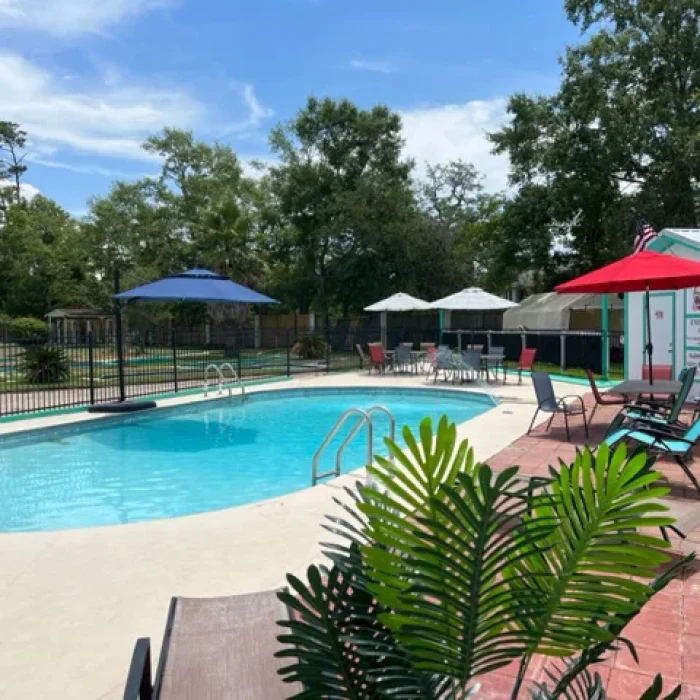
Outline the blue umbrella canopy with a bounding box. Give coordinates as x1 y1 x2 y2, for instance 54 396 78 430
113 269 277 304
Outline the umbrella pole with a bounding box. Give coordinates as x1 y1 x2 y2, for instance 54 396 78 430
645 282 654 386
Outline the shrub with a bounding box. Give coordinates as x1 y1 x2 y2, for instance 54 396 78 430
23 346 70 384
292 333 327 359
278 417 692 699
10 316 48 339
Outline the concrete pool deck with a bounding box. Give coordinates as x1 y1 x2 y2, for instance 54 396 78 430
0 372 696 699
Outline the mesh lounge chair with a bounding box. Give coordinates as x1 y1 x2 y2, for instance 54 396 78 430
607 366 696 436
604 418 700 494
455 350 482 384
585 368 626 423
528 371 588 442
432 347 454 384
123 589 301 700
517 348 537 384
485 346 505 383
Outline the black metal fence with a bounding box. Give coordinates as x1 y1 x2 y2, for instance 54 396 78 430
0 326 624 418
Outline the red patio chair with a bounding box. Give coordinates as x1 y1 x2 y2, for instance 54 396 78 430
585 368 626 423
517 348 537 384
367 343 390 374
642 365 672 381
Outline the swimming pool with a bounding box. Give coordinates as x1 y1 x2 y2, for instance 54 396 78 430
0 388 493 532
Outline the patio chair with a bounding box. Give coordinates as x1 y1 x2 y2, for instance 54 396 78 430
355 344 372 374
123 589 301 700
642 364 673 381
367 343 391 374
517 348 537 384
585 368 626 423
454 350 482 384
419 342 435 352
528 371 588 442
432 347 454 384
393 344 413 373
603 418 700 494
608 365 696 436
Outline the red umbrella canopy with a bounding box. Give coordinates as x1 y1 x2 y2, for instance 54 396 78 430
555 250 700 294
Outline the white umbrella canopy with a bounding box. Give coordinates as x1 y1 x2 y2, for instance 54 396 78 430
364 292 432 312
429 287 518 311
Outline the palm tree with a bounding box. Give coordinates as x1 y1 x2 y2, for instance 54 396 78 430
277 417 692 699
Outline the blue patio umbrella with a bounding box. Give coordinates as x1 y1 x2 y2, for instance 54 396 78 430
106 269 277 406
113 269 277 305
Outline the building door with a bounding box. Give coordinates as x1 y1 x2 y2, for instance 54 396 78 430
644 293 675 376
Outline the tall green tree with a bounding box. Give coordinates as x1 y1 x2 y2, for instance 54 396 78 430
491 0 700 280
268 97 415 315
0 121 28 214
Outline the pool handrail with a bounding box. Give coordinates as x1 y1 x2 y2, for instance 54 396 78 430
311 405 395 486
334 405 394 477
219 362 245 401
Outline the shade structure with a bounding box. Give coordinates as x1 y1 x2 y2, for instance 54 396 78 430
555 250 700 384
429 287 519 311
113 269 277 305
364 292 431 312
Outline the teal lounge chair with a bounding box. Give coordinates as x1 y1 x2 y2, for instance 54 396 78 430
604 418 700 494
606 365 696 437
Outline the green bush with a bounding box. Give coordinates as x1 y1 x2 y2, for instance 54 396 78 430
10 316 48 339
292 333 327 359
23 346 70 384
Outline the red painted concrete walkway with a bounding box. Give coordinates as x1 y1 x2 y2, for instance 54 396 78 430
478 397 700 699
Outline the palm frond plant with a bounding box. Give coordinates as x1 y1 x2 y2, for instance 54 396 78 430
277 416 693 700
23 345 70 384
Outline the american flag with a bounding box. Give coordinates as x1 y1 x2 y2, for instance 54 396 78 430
633 214 658 253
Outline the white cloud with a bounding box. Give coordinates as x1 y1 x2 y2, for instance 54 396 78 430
0 52 202 162
399 99 511 193
223 83 274 134
348 59 396 75
28 156 151 179
0 0 173 36
0 179 39 201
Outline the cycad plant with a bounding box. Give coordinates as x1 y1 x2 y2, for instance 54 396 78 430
277 416 693 699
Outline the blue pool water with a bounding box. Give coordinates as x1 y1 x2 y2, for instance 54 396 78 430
0 388 491 532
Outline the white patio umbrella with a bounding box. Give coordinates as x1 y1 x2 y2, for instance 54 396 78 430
429 287 518 349
364 293 431 347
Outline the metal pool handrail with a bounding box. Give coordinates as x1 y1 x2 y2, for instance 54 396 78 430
335 405 394 478
203 364 224 397
311 405 395 486
219 362 245 400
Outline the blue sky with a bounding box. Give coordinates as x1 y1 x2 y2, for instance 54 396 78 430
0 0 580 215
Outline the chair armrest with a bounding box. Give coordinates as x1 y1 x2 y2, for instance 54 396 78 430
630 421 686 439
123 638 153 700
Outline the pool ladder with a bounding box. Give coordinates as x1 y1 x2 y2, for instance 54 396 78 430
203 363 245 400
311 406 395 486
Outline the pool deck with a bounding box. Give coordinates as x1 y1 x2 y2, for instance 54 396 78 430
0 373 698 699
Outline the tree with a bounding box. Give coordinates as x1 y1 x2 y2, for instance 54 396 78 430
491 0 700 279
268 97 415 316
0 121 28 213
279 417 690 699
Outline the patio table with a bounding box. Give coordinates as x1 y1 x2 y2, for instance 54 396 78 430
607 379 681 398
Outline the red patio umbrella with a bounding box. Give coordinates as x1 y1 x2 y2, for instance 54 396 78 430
555 250 700 384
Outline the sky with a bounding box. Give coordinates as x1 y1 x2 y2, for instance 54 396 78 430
0 0 582 215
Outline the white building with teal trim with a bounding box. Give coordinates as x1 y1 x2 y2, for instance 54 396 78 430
624 229 700 398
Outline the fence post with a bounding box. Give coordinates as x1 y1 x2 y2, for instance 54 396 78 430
486 330 492 354
326 328 331 373
237 330 243 379
88 331 95 405
286 328 291 377
172 329 179 393
113 269 126 403
560 333 566 374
